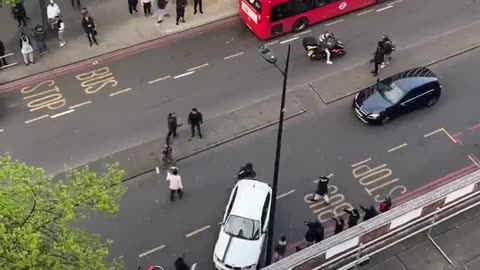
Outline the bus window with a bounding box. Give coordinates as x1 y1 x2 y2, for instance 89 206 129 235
247 0 262 13
314 0 337 8
271 2 291 22
292 0 314 15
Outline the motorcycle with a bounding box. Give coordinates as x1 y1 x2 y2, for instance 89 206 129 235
302 36 346 61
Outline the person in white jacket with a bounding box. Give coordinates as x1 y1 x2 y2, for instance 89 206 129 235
47 0 61 29
166 167 183 201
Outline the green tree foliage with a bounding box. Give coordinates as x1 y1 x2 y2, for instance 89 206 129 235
0 156 126 270
0 0 21 7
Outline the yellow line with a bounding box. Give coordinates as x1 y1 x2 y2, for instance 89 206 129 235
69 100 92 110
25 114 49 124
148 75 171 84
187 63 209 72
109 88 132 97
186 225 211 238
388 143 408 153
138 244 166 258
469 155 480 168
351 158 372 167
276 190 295 200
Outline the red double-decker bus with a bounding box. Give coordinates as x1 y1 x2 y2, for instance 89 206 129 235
239 0 383 40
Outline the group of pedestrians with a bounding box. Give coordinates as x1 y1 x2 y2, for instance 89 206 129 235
371 35 395 76
166 108 204 142
127 0 203 25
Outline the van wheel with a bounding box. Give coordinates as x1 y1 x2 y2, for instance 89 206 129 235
293 17 309 32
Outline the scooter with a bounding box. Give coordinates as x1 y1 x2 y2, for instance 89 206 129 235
302 36 346 61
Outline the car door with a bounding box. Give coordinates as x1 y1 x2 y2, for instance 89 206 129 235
398 87 424 113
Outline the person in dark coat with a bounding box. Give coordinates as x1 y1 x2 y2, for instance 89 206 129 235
274 234 288 261
305 220 324 245
174 256 191 270
193 0 202 14
343 208 360 228
31 24 48 55
128 0 139 14
361 204 379 221
331 217 345 235
313 175 330 204
0 40 7 67
176 0 186 25
81 15 99 46
188 108 203 139
381 35 394 67
12 4 27 27
371 41 385 76
167 112 180 138
156 0 168 23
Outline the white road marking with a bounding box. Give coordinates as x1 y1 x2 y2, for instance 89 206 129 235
0 129 4 133
313 173 334 183
69 100 92 110
325 19 344 27
294 29 312 37
174 71 196 79
351 158 372 167
424 128 457 143
51 109 75 119
388 143 408 153
377 5 394 12
186 225 211 238
148 75 171 84
109 88 132 97
389 0 404 4
280 36 299 44
218 221 223 225
187 63 209 72
357 9 374 16
138 244 166 258
276 189 295 200
424 128 443 138
25 114 49 124
468 155 480 168
266 40 280 46
442 128 457 143
224 52 244 60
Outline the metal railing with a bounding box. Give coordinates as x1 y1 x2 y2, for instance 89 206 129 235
0 53 19 70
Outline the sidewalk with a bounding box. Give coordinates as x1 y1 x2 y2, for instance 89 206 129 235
0 0 237 84
360 203 480 270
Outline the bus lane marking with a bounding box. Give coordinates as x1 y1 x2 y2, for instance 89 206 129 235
224 52 244 60
469 155 480 168
69 100 92 110
21 80 67 113
294 29 312 37
351 158 406 203
187 63 209 72
109 88 132 97
138 244 166 258
186 225 211 238
424 128 457 143
305 184 354 223
356 9 374 16
277 189 295 200
174 71 196 79
148 75 171 84
76 67 119 95
25 114 49 124
376 5 394 12
351 158 372 168
51 109 75 119
325 19 344 27
280 37 299 44
452 132 464 145
468 123 480 133
387 143 408 153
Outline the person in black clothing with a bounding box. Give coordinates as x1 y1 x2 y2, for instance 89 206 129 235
128 0 139 14
193 0 202 14
360 204 378 221
273 234 287 261
0 40 7 67
81 15 99 46
12 4 27 27
188 108 203 139
371 41 385 76
175 256 196 270
305 220 324 246
343 208 360 228
72 0 81 8
237 162 256 179
167 112 181 138
331 217 345 235
176 0 186 25
31 24 48 55
313 175 330 204
381 35 394 67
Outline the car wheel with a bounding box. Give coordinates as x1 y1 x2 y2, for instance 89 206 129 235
293 17 309 32
380 116 391 125
426 96 438 107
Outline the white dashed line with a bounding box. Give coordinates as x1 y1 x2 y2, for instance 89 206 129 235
388 143 408 153
187 63 209 72
424 128 443 138
174 71 196 79
148 75 171 84
266 40 280 46
51 109 75 119
277 190 295 200
138 244 166 258
294 29 312 37
325 19 344 26
0 129 4 133
186 225 211 238
377 5 394 12
280 36 299 44
469 155 480 168
351 158 372 167
69 100 91 110
224 52 244 60
389 0 404 4
25 114 49 124
357 9 374 16
109 88 132 97
424 128 457 143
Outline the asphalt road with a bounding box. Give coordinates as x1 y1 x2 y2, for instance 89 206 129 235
1 0 479 174
79 48 480 270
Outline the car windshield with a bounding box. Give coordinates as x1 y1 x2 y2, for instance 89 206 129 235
224 215 261 240
375 81 405 104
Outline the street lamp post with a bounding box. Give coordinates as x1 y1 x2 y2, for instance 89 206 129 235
257 44 291 266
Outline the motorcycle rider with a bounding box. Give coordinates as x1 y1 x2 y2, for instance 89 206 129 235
319 31 336 65
237 162 256 179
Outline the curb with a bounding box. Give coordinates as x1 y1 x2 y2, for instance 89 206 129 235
0 13 238 89
121 109 306 182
